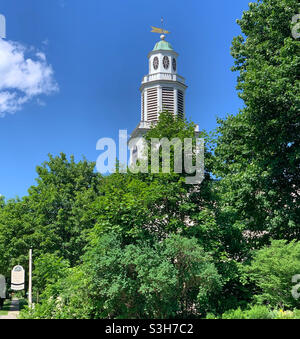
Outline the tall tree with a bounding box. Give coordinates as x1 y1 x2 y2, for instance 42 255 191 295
0 153 101 276
214 0 300 250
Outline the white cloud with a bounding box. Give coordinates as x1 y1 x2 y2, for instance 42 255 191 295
0 38 58 117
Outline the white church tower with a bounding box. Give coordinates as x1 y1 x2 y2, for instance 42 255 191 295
129 30 188 165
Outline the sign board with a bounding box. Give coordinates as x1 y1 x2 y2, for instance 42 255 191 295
11 265 25 291
0 275 6 298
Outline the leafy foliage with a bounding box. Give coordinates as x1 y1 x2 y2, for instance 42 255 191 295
2 0 300 319
214 0 300 249
33 253 69 297
244 240 300 308
0 153 101 276
22 233 222 319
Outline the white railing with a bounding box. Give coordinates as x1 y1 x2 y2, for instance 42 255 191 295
138 121 152 129
142 73 185 84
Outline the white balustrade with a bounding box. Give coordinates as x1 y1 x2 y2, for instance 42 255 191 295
142 73 185 84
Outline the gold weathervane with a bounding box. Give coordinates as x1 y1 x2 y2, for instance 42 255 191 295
151 17 170 36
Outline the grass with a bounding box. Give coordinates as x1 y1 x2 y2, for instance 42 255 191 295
0 299 11 316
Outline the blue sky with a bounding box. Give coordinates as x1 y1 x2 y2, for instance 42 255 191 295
0 0 251 199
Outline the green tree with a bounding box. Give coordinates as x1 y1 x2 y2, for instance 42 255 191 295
213 0 300 252
84 233 222 319
20 234 222 319
20 266 92 319
244 239 300 308
33 253 69 300
87 112 219 245
0 153 101 277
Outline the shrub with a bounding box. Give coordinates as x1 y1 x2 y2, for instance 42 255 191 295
222 307 247 319
205 313 218 319
221 305 272 319
243 240 300 309
246 305 272 319
273 309 300 320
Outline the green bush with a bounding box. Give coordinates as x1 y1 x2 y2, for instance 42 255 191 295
273 309 300 320
292 310 300 319
221 305 271 319
219 305 300 319
19 266 92 319
85 233 222 319
205 313 218 319
246 305 272 319
243 240 300 309
222 307 247 319
20 234 222 319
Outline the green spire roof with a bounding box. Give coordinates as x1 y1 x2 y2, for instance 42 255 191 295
153 40 173 51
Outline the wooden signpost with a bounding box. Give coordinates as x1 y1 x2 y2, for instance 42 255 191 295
28 249 32 307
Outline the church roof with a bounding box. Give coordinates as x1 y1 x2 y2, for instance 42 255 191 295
152 39 173 51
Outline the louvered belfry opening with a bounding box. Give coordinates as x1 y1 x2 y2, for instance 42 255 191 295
162 87 174 114
147 87 158 121
177 90 184 119
141 92 145 121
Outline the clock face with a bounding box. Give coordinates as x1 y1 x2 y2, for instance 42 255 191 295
153 57 159 70
172 58 176 72
163 56 169 70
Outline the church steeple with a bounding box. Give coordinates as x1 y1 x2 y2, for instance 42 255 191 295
140 34 187 122
129 27 188 166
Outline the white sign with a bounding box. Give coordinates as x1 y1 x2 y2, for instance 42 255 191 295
11 265 25 291
0 275 6 298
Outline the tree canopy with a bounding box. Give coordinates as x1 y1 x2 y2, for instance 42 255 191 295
1 0 299 319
